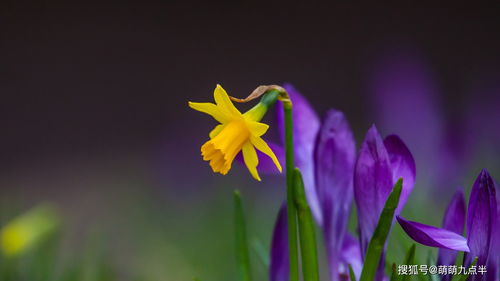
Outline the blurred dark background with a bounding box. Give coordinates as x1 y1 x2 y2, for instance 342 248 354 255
1 2 499 280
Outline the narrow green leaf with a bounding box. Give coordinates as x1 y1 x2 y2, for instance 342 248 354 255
359 178 403 281
404 244 416 265
456 257 478 281
349 264 357 281
252 238 269 268
402 244 416 281
390 263 399 281
426 252 439 281
234 190 252 281
450 252 470 281
293 168 320 281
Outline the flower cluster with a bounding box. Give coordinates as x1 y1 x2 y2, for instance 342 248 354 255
190 84 499 281
266 85 416 281
397 169 498 281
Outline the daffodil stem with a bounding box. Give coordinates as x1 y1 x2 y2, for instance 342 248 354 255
283 101 299 281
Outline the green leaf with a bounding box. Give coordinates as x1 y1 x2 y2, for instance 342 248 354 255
452 257 478 281
251 238 269 268
234 190 252 281
450 252 470 281
359 178 403 281
402 244 416 281
404 244 416 265
293 169 320 281
426 252 439 281
349 264 357 281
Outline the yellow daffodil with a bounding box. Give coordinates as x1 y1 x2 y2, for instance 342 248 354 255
189 84 282 181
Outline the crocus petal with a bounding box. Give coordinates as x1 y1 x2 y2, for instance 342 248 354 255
397 216 470 252
315 109 356 281
270 204 288 281
383 135 416 215
354 125 393 254
438 189 466 267
486 196 499 281
276 83 322 223
466 169 498 267
339 233 363 281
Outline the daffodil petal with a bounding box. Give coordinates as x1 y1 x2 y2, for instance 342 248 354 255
242 142 261 181
247 121 269 137
214 85 242 118
250 136 282 173
209 124 226 138
188 101 228 123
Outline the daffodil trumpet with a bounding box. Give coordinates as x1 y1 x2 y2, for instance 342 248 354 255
189 85 283 181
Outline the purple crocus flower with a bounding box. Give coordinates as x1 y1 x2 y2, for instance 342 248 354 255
438 189 466 273
465 170 498 273
397 169 498 281
354 125 416 256
315 109 357 281
267 85 359 281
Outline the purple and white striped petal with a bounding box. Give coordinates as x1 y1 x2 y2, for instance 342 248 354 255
397 216 469 252
438 189 466 268
270 204 288 281
466 169 498 268
354 125 393 254
276 83 322 224
315 109 356 281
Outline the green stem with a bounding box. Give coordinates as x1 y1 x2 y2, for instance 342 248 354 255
234 190 252 281
294 168 320 281
283 101 299 281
